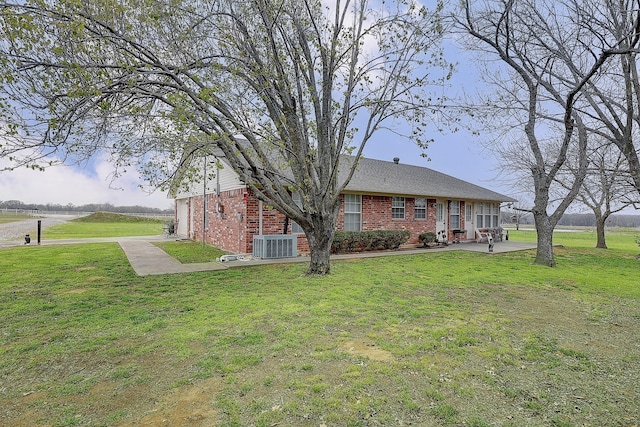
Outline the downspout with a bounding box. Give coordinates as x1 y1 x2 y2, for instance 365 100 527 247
202 157 207 248
259 200 263 235
215 158 220 196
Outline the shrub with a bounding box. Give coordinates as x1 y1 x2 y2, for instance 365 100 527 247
419 231 437 247
331 230 410 253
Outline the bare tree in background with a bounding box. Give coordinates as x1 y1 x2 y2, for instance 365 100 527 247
458 0 640 266
0 0 449 275
559 142 638 248
574 0 640 195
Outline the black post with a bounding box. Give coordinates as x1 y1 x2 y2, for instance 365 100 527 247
37 220 42 245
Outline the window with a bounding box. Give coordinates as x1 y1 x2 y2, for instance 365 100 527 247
414 198 426 219
436 203 444 223
485 203 493 229
476 202 499 227
450 200 460 229
344 194 362 231
291 192 304 234
392 197 405 219
466 203 472 223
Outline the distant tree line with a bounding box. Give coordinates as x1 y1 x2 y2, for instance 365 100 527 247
557 213 640 228
0 200 174 215
503 211 640 228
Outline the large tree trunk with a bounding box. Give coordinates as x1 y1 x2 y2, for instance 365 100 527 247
307 235 332 275
533 212 556 267
594 215 608 249
304 212 337 275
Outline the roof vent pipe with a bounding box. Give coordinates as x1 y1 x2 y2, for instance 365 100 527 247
393 157 400 164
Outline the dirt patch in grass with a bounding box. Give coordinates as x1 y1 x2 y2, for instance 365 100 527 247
122 377 221 427
340 340 394 362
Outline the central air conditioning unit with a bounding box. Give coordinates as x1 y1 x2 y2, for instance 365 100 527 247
253 234 297 259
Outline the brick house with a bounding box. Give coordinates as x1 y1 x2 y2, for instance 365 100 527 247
171 156 515 255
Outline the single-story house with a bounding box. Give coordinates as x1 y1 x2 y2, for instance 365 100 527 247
171 155 515 255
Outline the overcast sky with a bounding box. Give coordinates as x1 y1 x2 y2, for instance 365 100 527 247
0 128 504 211
0 155 173 209
0 35 508 211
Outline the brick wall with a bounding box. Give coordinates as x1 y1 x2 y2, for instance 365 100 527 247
189 189 469 254
191 189 250 253
190 190 308 254
336 194 437 244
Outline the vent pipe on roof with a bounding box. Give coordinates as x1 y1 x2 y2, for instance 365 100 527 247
393 157 400 164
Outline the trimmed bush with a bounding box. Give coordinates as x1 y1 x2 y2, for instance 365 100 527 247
331 230 410 253
419 231 437 247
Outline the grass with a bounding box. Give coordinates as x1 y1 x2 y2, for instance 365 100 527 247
154 240 228 263
39 212 164 238
1 223 639 426
72 212 166 223
506 226 640 251
0 212 32 224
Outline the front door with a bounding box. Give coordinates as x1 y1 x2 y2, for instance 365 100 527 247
465 203 474 240
435 201 447 242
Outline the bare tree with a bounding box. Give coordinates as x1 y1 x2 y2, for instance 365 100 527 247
502 200 531 230
458 0 640 266
573 0 640 195
0 0 448 275
559 142 639 248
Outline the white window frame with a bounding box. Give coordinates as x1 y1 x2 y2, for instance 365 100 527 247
476 202 484 228
344 194 362 231
392 197 405 219
414 198 426 219
484 203 492 229
450 200 460 229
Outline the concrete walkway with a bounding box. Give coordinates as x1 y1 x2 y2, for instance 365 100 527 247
1 234 537 276
118 239 229 276
119 238 537 276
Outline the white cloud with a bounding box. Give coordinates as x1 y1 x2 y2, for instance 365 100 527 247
0 156 172 209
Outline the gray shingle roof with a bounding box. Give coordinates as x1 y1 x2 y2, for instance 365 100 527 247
341 157 515 202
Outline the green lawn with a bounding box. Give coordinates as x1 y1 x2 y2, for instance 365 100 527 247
0 212 32 224
39 212 165 238
154 240 228 263
506 226 640 251
40 221 163 238
1 227 639 426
